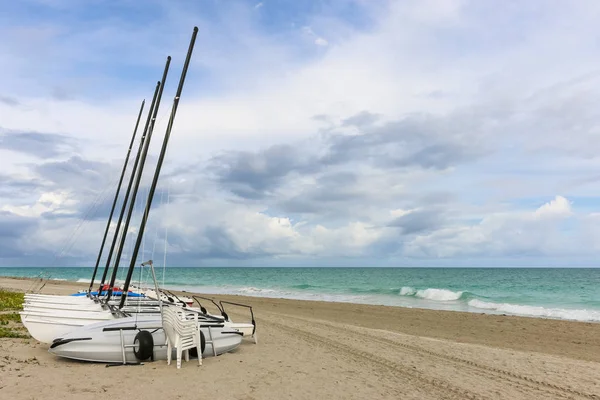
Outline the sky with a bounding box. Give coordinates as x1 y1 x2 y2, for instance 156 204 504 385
1 0 600 267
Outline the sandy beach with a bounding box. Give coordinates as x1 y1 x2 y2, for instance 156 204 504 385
1 277 599 399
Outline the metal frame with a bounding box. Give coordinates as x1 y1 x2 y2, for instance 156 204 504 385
220 300 257 336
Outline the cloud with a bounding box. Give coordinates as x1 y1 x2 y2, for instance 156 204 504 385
301 26 329 47
0 130 76 158
314 37 328 46
0 96 19 107
2 1 600 266
0 211 37 258
209 107 489 202
402 196 582 259
533 195 572 218
209 143 321 199
387 208 445 235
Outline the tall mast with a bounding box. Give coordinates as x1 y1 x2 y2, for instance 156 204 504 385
96 82 161 291
88 100 145 294
105 56 172 302
119 27 198 308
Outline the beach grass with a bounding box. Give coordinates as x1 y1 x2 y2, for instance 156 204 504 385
0 312 21 324
0 326 28 339
0 290 28 338
0 289 24 311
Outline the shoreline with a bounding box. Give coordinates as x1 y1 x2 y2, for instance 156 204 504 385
2 276 600 399
3 271 600 325
3 275 600 362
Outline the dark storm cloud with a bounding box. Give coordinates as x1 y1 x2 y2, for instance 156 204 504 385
0 211 36 237
209 144 320 199
387 209 445 235
276 171 368 215
161 226 271 262
201 226 251 259
325 113 484 170
0 211 38 259
0 131 75 158
210 110 487 200
33 156 113 191
0 174 42 197
363 209 448 257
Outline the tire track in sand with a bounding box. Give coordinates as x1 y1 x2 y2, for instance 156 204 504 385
271 313 600 400
267 319 484 400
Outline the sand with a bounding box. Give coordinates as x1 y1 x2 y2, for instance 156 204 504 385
1 277 599 399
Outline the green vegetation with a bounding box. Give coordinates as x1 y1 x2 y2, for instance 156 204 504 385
0 326 28 339
0 312 20 325
0 290 28 338
0 289 24 311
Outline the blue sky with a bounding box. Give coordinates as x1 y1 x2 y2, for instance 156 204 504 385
2 0 600 267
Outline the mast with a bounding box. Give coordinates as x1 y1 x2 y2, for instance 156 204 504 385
96 81 161 291
105 56 172 302
119 27 198 308
88 100 145 294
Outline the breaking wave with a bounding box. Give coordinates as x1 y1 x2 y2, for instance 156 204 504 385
467 299 600 322
399 287 465 301
4 267 598 324
237 287 279 295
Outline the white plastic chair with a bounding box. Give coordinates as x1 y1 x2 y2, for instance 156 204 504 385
162 306 203 368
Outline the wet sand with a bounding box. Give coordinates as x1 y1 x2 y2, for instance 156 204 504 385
1 276 599 399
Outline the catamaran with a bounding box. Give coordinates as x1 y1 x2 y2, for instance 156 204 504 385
20 27 257 363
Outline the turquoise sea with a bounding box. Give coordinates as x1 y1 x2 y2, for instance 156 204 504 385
1 267 599 322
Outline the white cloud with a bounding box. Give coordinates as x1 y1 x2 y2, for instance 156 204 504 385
533 195 573 218
3 1 600 265
403 196 581 259
2 191 77 218
314 37 329 46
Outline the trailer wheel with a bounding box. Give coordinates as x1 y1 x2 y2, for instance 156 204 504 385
133 330 154 361
188 331 206 358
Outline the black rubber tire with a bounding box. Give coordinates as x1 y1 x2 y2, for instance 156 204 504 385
133 330 154 361
188 331 206 358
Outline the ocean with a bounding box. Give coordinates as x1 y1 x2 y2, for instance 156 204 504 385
1 267 599 323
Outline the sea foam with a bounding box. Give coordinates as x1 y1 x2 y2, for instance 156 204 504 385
400 287 464 301
468 299 600 322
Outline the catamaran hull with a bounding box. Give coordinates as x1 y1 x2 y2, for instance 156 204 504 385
20 308 238 344
20 312 117 343
24 295 99 305
23 303 106 312
48 315 243 363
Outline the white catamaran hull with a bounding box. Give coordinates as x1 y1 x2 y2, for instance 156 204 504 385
21 304 249 344
23 302 106 312
24 296 100 305
22 299 161 314
48 314 243 363
20 311 117 343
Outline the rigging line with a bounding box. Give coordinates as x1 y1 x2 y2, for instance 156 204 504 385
163 179 170 287
121 198 137 284
150 184 166 268
63 170 121 251
51 172 121 263
52 189 108 261
154 107 172 131
141 184 148 265
49 192 113 273
118 175 139 286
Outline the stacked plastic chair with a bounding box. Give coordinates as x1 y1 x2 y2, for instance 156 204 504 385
162 305 203 368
